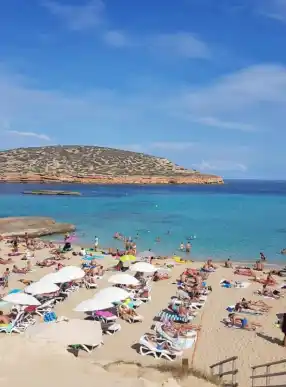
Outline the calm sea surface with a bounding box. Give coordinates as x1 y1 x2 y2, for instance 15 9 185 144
0 180 285 262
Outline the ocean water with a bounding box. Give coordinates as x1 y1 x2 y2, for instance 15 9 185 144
0 180 286 263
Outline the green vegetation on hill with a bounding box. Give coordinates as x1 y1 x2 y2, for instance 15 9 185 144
0 145 197 177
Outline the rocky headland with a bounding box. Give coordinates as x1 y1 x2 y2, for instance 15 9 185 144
0 216 75 237
0 145 223 185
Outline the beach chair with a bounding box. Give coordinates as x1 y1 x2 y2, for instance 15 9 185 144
0 312 24 334
83 278 98 289
92 310 117 323
117 305 143 323
139 333 183 361
101 321 121 335
68 341 103 354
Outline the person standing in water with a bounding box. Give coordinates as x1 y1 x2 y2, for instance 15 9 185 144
179 242 185 251
94 236 99 251
186 241 191 253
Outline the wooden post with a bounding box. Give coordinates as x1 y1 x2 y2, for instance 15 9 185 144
266 365 270 386
182 358 189 376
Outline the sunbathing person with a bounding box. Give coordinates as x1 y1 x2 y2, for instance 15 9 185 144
36 259 56 267
240 298 271 312
256 285 283 299
153 271 169 281
253 273 277 286
0 257 13 265
234 268 253 276
12 265 28 274
226 313 262 330
234 301 267 313
0 310 11 324
144 333 180 352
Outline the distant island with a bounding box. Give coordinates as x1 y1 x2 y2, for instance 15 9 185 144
0 145 224 185
23 190 81 196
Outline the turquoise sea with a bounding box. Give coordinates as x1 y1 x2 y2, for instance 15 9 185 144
0 180 286 263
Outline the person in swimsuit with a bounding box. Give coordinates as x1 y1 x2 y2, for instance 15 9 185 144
0 311 11 324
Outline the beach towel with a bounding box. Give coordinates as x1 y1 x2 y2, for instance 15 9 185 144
157 310 190 323
43 312 57 323
234 282 250 289
226 305 262 315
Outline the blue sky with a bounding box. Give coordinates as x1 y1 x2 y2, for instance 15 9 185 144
1 0 286 178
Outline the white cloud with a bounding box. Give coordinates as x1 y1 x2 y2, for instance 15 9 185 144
42 0 105 30
193 160 247 172
151 32 210 59
6 130 51 141
193 116 256 131
102 30 130 47
257 0 286 22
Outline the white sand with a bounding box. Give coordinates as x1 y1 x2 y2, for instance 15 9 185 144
0 240 285 386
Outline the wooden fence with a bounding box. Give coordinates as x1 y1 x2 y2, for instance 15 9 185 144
250 358 286 387
209 356 238 387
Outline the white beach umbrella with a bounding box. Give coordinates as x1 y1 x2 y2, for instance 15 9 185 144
25 319 102 346
3 293 41 306
24 281 59 295
94 287 131 303
108 273 139 286
130 262 156 273
74 298 113 312
137 250 156 258
58 266 85 280
40 272 69 284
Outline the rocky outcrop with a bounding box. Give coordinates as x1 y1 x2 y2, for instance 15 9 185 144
0 216 75 237
0 145 224 185
0 172 223 185
22 190 81 196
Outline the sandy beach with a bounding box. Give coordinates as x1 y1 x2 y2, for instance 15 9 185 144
0 239 285 387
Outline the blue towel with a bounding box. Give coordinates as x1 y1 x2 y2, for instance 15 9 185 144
9 289 22 294
44 312 57 323
158 310 189 323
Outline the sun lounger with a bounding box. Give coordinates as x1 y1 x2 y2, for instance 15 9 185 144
101 321 121 335
92 310 117 323
69 341 103 354
83 278 98 289
139 333 183 361
0 312 26 334
117 305 144 323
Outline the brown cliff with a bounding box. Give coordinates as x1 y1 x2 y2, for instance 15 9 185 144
0 145 224 185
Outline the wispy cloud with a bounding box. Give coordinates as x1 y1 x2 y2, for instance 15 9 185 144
193 116 256 131
179 64 286 118
42 1 210 58
151 32 210 59
256 0 286 22
193 160 248 172
6 130 51 141
102 30 130 47
42 0 105 30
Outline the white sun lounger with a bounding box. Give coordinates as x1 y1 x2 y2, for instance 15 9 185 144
139 334 183 361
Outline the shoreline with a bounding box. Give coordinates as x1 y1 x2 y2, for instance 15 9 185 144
0 173 224 185
50 239 285 268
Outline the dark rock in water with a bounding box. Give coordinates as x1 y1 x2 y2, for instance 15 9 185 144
280 248 286 255
0 216 75 237
22 190 81 196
